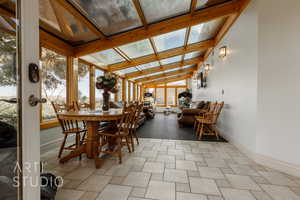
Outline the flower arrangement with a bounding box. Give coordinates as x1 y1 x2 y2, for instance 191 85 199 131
96 72 118 93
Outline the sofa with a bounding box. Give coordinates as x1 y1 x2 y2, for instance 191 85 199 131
177 101 210 126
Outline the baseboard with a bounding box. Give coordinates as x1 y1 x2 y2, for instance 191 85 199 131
222 134 300 178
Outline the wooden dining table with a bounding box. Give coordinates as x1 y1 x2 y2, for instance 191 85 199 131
57 108 124 168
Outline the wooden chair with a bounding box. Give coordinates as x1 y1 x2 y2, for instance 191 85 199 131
97 104 136 164
194 102 216 131
196 102 224 140
51 102 87 159
74 101 90 111
128 102 143 151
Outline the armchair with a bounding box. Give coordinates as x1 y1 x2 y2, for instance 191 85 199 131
177 101 210 126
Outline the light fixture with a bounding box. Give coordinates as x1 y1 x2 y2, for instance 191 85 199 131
219 46 227 58
205 64 211 73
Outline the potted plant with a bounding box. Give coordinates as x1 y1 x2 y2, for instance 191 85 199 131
96 73 118 111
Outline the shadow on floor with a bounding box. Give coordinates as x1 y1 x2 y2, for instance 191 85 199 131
137 113 227 142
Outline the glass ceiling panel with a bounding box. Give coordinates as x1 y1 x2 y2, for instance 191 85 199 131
118 67 138 75
184 50 205 60
138 61 160 70
71 0 142 36
140 0 191 24
153 28 186 52
81 49 125 66
39 0 61 32
188 18 225 44
0 16 14 32
196 0 233 10
119 39 154 59
161 55 182 65
164 68 181 73
167 80 186 85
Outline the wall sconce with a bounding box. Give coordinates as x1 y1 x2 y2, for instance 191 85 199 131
219 46 227 58
205 64 212 73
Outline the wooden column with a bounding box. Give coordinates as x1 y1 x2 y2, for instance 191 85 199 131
114 78 118 102
175 88 178 106
122 78 126 102
89 65 95 109
67 56 78 106
140 86 143 101
128 81 131 102
164 84 167 106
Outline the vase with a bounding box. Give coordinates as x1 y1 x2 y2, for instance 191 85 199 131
102 91 110 111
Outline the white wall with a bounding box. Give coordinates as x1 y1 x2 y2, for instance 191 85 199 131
192 0 258 152
257 0 300 165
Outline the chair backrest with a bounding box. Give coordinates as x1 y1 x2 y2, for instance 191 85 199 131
212 102 224 124
116 104 136 135
74 101 90 111
132 103 143 129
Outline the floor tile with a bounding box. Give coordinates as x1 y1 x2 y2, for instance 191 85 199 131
225 174 261 191
143 162 164 173
79 191 99 200
168 149 184 156
164 169 188 183
190 177 220 195
77 175 111 192
260 184 300 200
123 172 151 187
56 189 85 200
176 183 190 192
205 158 228 168
176 192 207 200
64 167 95 180
185 153 204 162
125 157 146 166
259 172 299 186
96 184 132 200
176 160 197 171
199 167 225 179
156 155 175 163
251 191 273 200
130 187 146 198
220 188 256 200
145 180 175 200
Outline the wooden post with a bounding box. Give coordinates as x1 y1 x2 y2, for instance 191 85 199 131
175 87 178 106
89 65 95 109
133 83 136 101
164 84 167 106
122 78 126 102
140 86 143 101
128 81 131 102
67 56 78 106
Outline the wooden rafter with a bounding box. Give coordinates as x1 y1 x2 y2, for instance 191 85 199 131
0 7 14 17
190 0 198 15
181 27 191 62
109 39 213 71
3 16 15 29
143 73 193 86
149 38 162 66
114 47 132 62
54 0 106 39
50 0 74 36
135 65 197 83
75 0 242 57
132 0 148 28
126 57 202 79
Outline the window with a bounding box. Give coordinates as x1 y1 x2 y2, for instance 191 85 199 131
156 88 165 105
117 78 122 102
41 48 67 121
130 82 134 101
95 69 104 109
124 80 128 102
78 62 90 104
167 88 176 105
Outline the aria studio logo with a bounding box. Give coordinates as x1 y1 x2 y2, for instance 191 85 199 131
13 161 63 188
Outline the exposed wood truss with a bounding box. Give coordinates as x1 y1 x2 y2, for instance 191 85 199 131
125 57 202 79
135 66 197 83
132 0 148 28
143 73 193 87
53 0 106 39
109 40 213 72
74 0 243 57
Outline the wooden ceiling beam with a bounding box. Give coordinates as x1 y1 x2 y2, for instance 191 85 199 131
132 0 148 28
190 0 198 15
74 0 242 57
143 73 193 86
136 66 196 83
0 7 14 17
54 0 106 39
126 57 202 79
109 39 213 72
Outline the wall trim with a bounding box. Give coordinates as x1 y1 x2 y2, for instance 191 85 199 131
223 134 300 178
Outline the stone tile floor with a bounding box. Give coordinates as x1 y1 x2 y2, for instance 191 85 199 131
41 138 300 200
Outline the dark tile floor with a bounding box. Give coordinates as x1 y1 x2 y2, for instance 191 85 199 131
137 113 227 142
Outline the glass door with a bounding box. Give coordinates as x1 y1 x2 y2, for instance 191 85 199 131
0 0 40 199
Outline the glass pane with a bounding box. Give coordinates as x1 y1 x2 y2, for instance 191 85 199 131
130 83 133 101
117 78 122 102
71 0 142 36
95 69 104 109
0 29 18 199
184 50 205 60
167 88 175 105
41 48 67 120
167 80 186 86
140 0 191 24
153 28 186 52
156 88 165 105
82 49 125 66
119 39 154 59
39 0 61 31
164 67 181 73
125 80 128 102
196 0 233 10
188 18 225 44
138 61 160 70
143 71 162 78
118 67 138 75
161 55 182 65
78 62 89 104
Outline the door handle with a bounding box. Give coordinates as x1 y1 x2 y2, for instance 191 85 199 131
28 95 47 107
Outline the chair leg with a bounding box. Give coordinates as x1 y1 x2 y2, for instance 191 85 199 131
194 121 198 130
80 131 86 145
117 138 122 164
76 133 82 160
125 136 132 153
58 134 67 158
130 133 135 152
196 121 201 137
133 130 139 145
198 123 204 140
